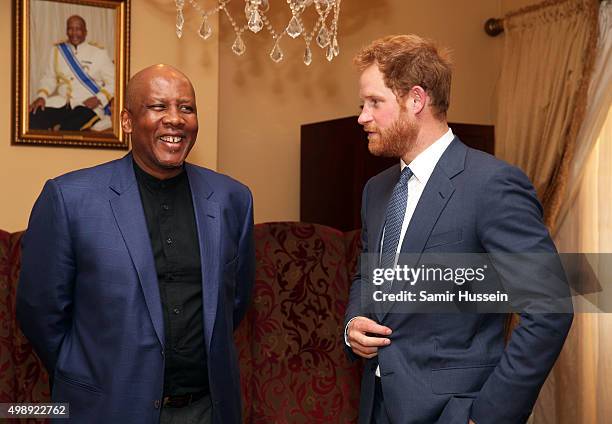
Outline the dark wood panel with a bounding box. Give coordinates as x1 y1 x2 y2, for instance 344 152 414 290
448 122 495 155
301 116 494 231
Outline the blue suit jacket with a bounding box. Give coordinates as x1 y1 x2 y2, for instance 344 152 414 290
345 138 573 424
17 154 255 424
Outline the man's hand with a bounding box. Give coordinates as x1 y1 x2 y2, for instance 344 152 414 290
29 97 46 114
347 316 392 359
83 96 101 109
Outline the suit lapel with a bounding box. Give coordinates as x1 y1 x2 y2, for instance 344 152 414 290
400 170 455 255
109 154 165 347
185 164 219 352
402 138 466 254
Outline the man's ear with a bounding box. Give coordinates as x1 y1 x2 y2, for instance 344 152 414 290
409 85 427 115
120 109 132 134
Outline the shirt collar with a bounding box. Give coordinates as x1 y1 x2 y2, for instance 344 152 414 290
400 128 454 185
133 160 186 191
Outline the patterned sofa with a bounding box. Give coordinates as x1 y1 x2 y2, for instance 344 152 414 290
0 222 363 423
0 229 50 418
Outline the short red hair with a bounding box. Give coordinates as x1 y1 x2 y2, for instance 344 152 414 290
354 34 453 120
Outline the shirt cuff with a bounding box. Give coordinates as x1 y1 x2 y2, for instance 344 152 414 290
344 317 358 347
37 89 49 100
95 92 109 107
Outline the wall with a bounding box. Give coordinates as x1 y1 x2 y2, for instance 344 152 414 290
218 0 503 224
2 0 513 230
0 0 219 232
502 0 544 13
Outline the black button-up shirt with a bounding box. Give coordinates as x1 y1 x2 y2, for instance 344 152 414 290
134 162 209 396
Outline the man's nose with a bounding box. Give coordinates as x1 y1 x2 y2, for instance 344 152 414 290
162 107 184 126
358 108 372 125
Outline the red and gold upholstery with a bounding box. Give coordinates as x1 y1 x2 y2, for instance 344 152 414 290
0 229 16 403
1 231 50 423
235 223 362 423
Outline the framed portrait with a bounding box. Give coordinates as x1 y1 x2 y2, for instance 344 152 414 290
12 0 130 149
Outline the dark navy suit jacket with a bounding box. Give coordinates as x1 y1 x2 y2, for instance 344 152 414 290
345 138 573 424
17 154 255 424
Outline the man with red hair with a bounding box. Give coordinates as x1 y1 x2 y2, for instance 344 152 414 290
344 34 572 424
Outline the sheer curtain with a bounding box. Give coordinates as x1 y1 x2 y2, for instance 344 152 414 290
529 2 612 423
534 103 612 424
28 0 116 102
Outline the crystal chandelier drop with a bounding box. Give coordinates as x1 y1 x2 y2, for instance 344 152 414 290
175 0 342 65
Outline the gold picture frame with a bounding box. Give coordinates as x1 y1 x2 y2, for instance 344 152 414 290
12 0 130 149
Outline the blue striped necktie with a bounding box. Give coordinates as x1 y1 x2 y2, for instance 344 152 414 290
380 166 413 270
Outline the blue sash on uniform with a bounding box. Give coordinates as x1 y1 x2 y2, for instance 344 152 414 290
58 42 111 115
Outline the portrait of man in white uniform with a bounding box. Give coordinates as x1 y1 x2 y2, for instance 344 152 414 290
27 0 116 132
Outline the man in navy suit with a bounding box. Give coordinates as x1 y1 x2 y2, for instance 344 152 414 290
17 64 254 423
344 35 573 424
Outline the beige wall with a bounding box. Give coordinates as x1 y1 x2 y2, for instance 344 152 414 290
218 0 503 224
502 0 543 13
0 0 219 232
2 0 513 231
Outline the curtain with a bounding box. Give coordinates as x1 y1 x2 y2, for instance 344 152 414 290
28 0 116 102
523 2 612 423
495 0 599 231
534 104 612 424
555 1 612 230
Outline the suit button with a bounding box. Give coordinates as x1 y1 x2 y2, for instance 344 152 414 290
154 399 161 409
161 349 165 356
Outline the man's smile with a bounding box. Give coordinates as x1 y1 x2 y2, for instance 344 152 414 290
159 135 184 144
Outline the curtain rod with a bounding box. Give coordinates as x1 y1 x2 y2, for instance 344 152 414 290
484 0 604 36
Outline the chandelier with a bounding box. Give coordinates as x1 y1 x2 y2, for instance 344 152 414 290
175 0 342 65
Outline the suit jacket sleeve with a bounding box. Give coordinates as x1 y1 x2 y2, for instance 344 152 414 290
471 165 573 424
16 179 75 377
233 187 255 328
